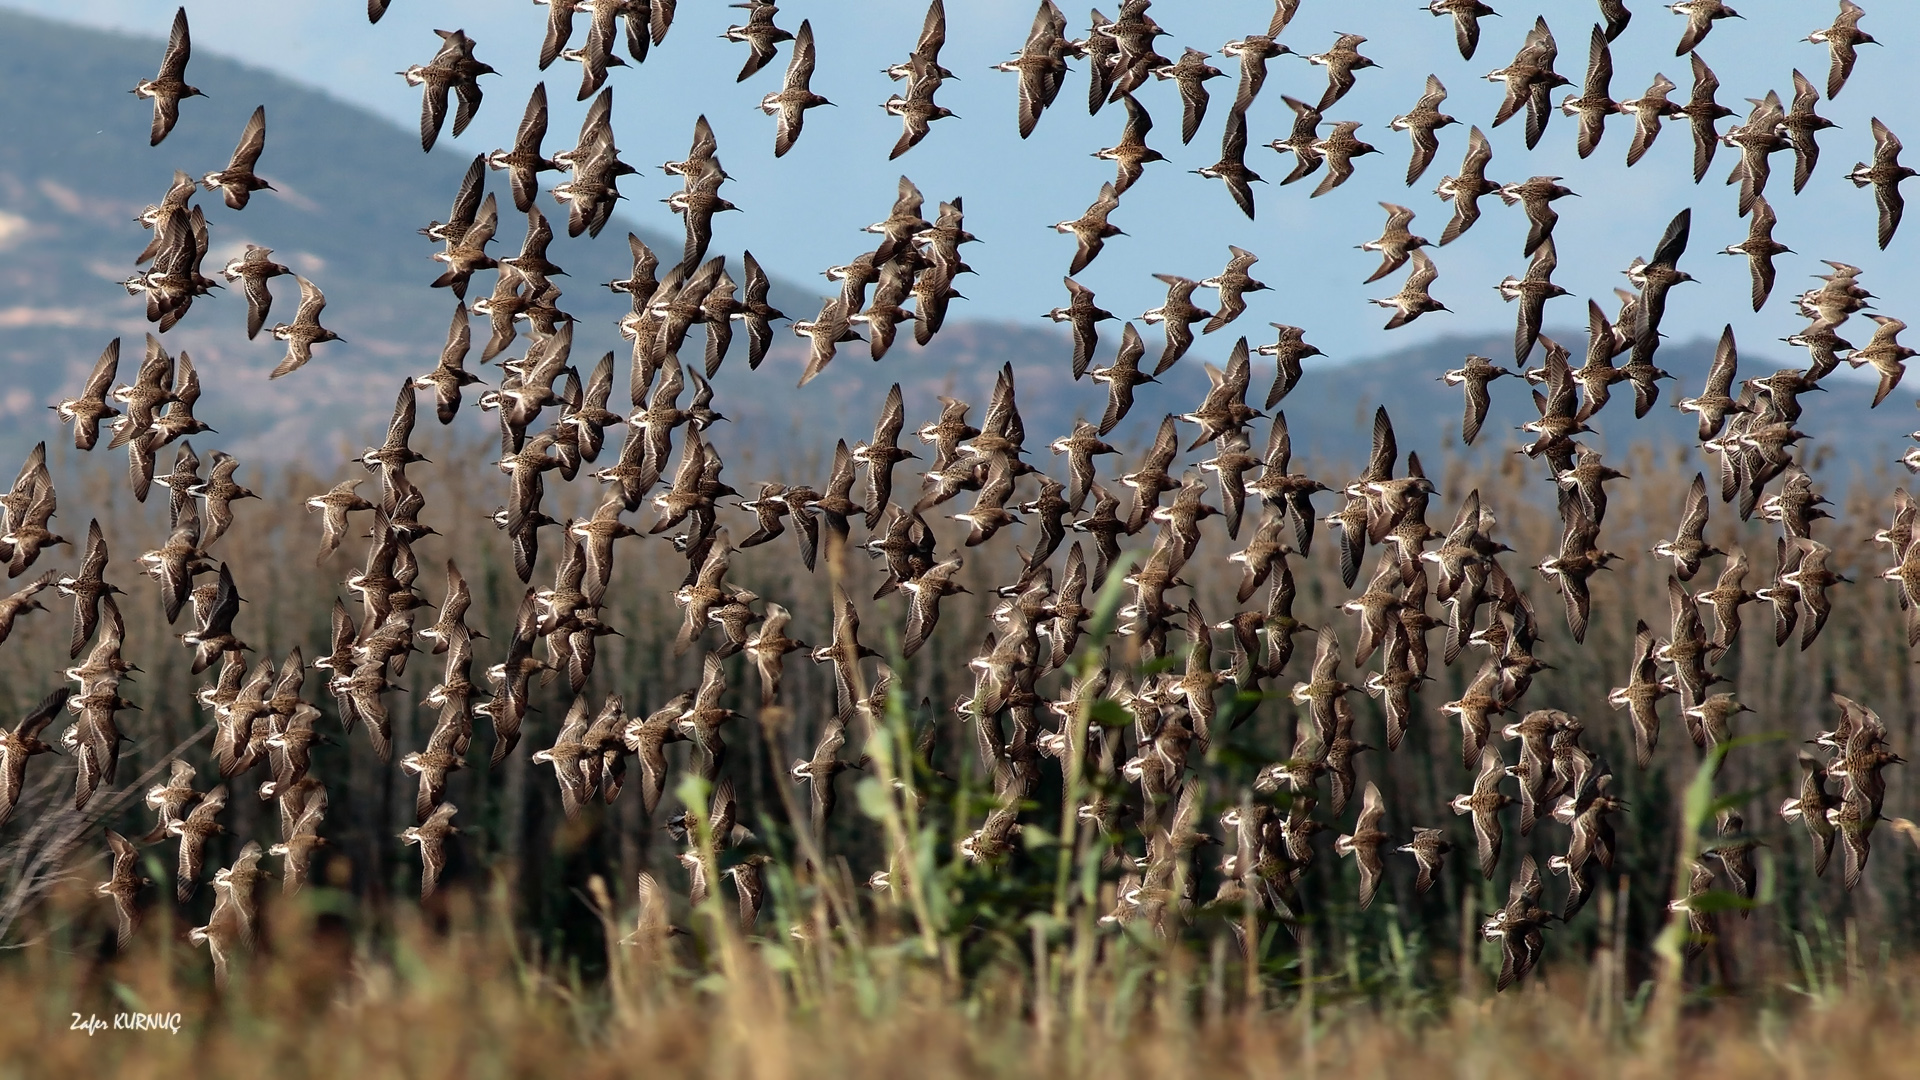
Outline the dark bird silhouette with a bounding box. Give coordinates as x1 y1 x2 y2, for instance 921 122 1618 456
1671 2 1742 58
1054 182 1124 276
1681 53 1735 183
726 1 794 82
1426 1 1497 61
1392 76 1457 186
1045 278 1116 379
202 106 273 210
1559 25 1619 159
1436 126 1500 246
1718 196 1790 310
1486 17 1569 151
400 28 497 152
1806 0 1877 99
133 8 203 147
1850 118 1916 250
1621 71 1683 168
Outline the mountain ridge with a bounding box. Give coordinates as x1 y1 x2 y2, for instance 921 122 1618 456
0 8 1910 491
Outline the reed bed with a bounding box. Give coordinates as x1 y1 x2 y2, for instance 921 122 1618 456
0 435 1916 1073
8 880 1920 1080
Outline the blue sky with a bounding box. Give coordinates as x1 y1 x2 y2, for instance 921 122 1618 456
10 0 1919 365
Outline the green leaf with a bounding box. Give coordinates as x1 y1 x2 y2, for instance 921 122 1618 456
1088 698 1132 729
1680 743 1726 834
1139 652 1182 677
855 775 893 821
1023 911 1066 935
1084 550 1140 642
674 774 712 818
1702 791 1756 821
1077 842 1105 904
1679 888 1759 915
108 981 145 1013
1756 849 1779 907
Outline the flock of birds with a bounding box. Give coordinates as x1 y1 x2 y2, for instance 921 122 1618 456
0 0 1911 990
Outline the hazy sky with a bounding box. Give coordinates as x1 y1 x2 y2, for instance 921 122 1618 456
9 0 1919 365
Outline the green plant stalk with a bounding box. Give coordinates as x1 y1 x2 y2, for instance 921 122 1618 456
756 702 867 961
878 678 947 970
1650 732 1784 1043
828 539 944 971
673 773 740 992
1051 550 1139 925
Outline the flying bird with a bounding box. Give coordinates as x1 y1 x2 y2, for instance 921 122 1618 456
133 8 203 146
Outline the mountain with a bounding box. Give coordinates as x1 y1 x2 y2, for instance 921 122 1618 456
1028 326 1920 493
1225 328 1919 483
0 7 822 460
0 7 1910 494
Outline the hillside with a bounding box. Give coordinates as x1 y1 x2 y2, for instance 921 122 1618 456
0 8 823 461
0 7 1910 489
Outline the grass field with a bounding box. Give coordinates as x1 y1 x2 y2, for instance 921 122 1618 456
1 407 1916 1078
10 883 1920 1079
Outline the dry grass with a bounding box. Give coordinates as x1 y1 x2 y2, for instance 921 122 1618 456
1 433 1918 1076
7 881 1920 1080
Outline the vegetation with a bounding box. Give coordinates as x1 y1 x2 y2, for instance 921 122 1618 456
7 856 1920 1077
2 4 1915 1076
0 445 1914 1073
